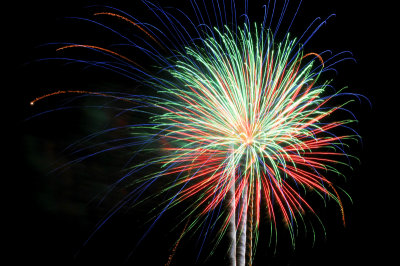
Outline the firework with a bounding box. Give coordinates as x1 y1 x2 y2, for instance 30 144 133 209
30 1 367 265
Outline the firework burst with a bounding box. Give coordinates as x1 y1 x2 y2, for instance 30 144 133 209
29 1 368 265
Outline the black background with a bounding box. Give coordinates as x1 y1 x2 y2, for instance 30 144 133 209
9 0 395 265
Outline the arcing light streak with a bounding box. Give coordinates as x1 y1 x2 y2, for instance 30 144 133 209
93 12 165 50
30 90 137 106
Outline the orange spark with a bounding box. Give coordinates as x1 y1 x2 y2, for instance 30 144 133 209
94 12 166 51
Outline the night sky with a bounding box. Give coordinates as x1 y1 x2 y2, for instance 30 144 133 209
10 1 395 265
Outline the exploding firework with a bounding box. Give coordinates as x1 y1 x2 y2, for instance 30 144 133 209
29 1 368 265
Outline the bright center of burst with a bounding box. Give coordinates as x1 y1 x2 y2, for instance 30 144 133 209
239 132 254 146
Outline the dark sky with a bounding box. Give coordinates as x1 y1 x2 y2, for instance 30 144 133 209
10 1 394 265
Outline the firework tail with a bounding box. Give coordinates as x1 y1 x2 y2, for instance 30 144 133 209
236 186 247 266
246 186 254 266
228 146 249 266
228 184 253 266
227 175 237 266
